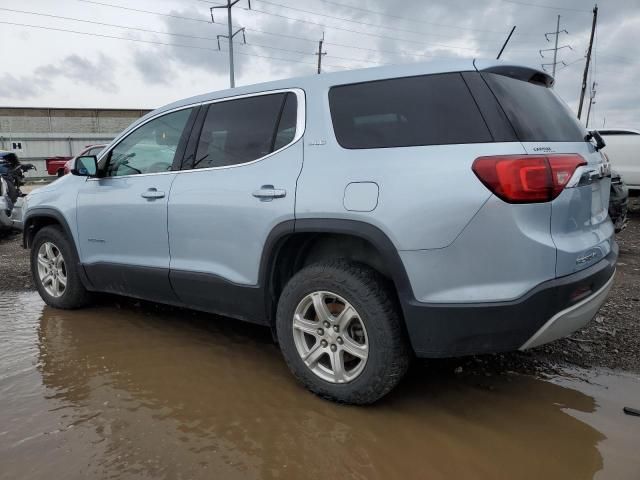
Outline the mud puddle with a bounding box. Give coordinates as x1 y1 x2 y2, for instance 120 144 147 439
1 291 639 479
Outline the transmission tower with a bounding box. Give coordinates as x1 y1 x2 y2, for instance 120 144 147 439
540 15 571 78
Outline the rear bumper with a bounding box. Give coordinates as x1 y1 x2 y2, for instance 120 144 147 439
519 272 614 350
403 242 618 358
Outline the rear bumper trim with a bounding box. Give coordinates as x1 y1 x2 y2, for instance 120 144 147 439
519 271 615 350
401 242 617 358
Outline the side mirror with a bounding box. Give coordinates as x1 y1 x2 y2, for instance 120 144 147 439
72 155 98 177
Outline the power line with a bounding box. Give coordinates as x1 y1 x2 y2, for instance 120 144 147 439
0 20 344 68
229 2 511 53
500 0 591 12
72 0 426 62
2 7 374 66
308 0 536 36
74 0 490 60
201 0 530 37
242 0 514 51
78 0 211 23
555 57 584 72
0 7 217 40
255 0 507 38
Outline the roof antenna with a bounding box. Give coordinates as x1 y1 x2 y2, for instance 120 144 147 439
497 26 516 60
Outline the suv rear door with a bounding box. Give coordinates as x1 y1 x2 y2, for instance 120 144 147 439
479 67 614 276
167 90 304 321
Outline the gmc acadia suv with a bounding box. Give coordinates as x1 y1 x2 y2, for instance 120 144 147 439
22 60 617 404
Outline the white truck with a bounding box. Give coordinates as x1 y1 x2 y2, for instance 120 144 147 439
599 129 640 190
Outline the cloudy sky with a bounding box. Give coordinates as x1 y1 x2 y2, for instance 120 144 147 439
0 0 638 128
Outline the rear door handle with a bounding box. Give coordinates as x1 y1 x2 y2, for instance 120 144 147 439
141 188 165 199
252 185 286 201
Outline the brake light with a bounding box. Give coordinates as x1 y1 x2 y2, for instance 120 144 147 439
472 154 586 203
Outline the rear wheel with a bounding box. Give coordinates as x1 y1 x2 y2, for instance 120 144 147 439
276 260 410 404
31 225 90 309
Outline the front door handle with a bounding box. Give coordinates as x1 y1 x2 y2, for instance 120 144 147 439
141 188 165 200
252 185 286 201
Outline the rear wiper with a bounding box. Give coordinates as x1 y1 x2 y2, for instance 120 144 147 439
585 130 606 151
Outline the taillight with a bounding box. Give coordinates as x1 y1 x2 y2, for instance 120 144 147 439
472 154 586 203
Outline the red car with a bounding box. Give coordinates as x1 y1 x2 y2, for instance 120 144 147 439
45 156 73 177
63 144 107 175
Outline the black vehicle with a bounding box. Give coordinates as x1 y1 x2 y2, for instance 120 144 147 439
0 151 35 229
609 169 629 233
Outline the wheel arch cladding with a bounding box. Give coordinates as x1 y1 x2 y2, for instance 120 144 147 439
24 208 93 290
261 218 415 327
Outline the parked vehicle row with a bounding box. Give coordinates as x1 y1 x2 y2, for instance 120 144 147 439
21 60 617 403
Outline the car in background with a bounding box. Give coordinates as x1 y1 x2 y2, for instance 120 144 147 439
63 145 107 175
45 156 73 177
598 128 640 191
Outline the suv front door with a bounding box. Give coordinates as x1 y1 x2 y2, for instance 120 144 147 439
76 107 196 302
168 90 304 322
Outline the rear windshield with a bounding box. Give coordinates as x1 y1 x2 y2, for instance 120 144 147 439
329 73 492 149
482 72 585 142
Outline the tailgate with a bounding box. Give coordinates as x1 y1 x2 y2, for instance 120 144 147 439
477 65 615 278
522 141 613 276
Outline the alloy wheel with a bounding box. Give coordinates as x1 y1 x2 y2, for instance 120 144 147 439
37 241 67 298
292 291 369 383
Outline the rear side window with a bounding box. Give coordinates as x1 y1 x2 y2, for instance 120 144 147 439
192 92 297 169
329 73 492 149
482 73 585 142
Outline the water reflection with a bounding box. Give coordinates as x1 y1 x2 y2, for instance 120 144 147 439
1 293 607 479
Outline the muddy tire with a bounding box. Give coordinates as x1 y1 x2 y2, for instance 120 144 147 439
30 225 91 309
276 260 410 404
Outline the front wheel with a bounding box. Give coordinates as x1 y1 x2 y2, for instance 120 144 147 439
276 260 410 404
30 225 91 309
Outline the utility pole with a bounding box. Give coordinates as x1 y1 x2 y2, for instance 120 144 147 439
496 26 516 60
316 32 327 74
551 15 560 77
577 4 598 120
210 0 247 88
585 81 597 128
540 15 571 78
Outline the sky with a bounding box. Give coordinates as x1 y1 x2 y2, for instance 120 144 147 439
0 0 638 128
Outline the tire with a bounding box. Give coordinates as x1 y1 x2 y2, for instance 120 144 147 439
276 260 410 404
30 225 91 309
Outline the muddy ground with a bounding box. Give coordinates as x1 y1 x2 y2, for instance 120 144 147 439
1 205 639 376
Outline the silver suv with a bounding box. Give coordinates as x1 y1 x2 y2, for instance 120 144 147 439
22 60 617 404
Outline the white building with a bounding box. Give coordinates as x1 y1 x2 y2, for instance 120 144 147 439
0 107 150 177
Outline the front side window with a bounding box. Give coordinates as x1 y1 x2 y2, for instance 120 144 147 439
87 146 105 157
329 73 492 149
103 108 193 177
191 92 297 169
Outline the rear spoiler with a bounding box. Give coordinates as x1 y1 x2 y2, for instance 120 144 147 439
473 60 554 88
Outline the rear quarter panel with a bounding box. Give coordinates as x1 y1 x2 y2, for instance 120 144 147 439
296 82 528 251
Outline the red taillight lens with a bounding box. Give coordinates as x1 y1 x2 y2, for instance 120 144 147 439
472 154 586 203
